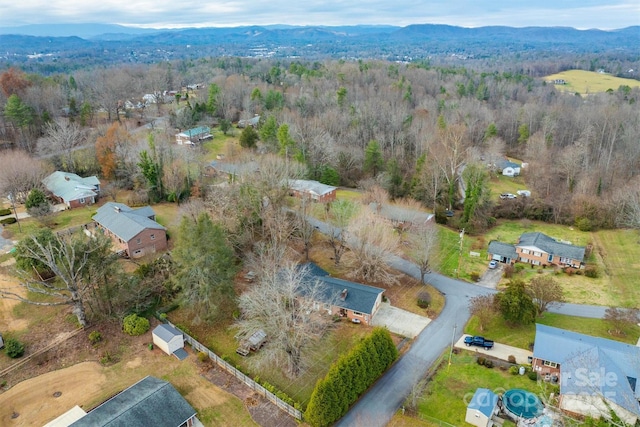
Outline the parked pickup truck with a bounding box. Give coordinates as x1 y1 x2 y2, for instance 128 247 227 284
464 336 494 349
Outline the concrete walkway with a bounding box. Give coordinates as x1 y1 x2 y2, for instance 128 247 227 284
371 302 431 338
455 334 533 365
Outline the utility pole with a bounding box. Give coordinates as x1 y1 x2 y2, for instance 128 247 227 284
8 193 21 233
457 228 464 278
448 323 457 371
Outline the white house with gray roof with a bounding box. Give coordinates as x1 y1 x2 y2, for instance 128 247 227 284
288 179 337 202
532 324 640 424
488 232 585 268
67 376 197 427
93 202 167 258
43 171 100 209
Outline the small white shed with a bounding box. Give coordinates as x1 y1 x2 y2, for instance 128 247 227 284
466 388 499 427
152 324 184 357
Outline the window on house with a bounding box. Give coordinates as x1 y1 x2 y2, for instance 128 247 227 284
79 197 86 204
548 254 553 262
136 238 141 245
543 360 558 368
534 251 542 257
133 249 142 256
522 249 530 254
150 234 155 240
560 257 570 264
353 311 363 316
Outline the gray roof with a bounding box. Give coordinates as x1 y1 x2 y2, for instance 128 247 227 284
497 159 520 169
209 161 259 177
152 324 182 343
301 263 384 315
518 232 585 262
468 388 499 417
487 240 518 260
43 171 99 202
288 179 336 197
177 126 211 138
70 376 196 427
369 203 434 224
93 202 165 242
533 324 640 416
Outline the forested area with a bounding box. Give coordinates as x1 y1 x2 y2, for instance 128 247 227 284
1 57 638 233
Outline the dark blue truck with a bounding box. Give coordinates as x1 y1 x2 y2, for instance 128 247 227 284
464 335 494 349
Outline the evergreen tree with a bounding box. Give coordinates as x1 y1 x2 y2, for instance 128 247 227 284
496 280 536 325
363 140 384 177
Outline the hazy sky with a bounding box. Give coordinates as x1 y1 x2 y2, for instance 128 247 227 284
0 0 638 30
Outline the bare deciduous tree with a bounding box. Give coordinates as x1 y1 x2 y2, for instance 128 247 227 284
1 233 113 327
41 119 86 172
345 210 399 284
235 259 334 378
526 275 564 316
408 220 439 284
604 307 639 336
324 199 358 266
0 150 51 202
468 295 497 332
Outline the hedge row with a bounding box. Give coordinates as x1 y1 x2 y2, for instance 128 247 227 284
304 328 398 427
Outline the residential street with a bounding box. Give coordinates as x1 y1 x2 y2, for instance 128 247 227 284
304 217 614 427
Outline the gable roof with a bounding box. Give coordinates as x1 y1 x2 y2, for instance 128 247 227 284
43 171 99 202
518 232 585 262
467 388 499 417
301 263 384 315
209 161 259 177
288 179 336 197
533 324 640 416
152 324 182 343
177 126 211 138
497 159 521 169
70 376 196 427
93 202 165 242
487 240 518 260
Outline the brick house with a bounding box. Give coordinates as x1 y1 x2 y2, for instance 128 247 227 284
532 324 640 424
301 263 384 325
93 202 167 258
62 376 198 427
288 179 337 203
488 232 585 268
42 171 100 209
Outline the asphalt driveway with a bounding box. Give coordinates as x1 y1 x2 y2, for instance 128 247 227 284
371 303 431 338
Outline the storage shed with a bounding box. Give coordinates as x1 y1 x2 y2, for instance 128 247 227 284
465 388 499 427
152 324 186 359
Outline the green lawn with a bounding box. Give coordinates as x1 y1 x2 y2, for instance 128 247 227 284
3 205 98 241
416 352 540 426
544 70 640 94
487 173 528 201
465 312 640 350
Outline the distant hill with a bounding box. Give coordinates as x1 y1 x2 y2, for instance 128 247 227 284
1 24 638 72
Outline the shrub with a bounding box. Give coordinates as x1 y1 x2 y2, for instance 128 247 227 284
514 264 525 273
198 351 208 362
0 208 11 216
509 366 519 375
503 264 515 278
470 272 481 282
528 370 538 381
508 355 516 364
5 338 25 358
0 217 17 225
122 314 150 336
575 217 593 232
484 360 494 369
584 265 599 278
88 331 102 345
417 291 431 309
477 356 486 366
148 343 154 350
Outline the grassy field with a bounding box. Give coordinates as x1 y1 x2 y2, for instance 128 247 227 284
544 70 640 94
465 312 640 350
487 170 528 201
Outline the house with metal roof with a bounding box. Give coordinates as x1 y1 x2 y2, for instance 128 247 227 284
496 159 521 177
93 202 167 258
288 179 337 203
368 203 434 228
43 171 100 209
465 388 500 427
68 376 198 427
487 232 585 268
532 324 640 425
300 263 384 325
175 126 212 145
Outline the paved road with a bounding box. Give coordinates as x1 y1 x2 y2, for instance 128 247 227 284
306 216 611 426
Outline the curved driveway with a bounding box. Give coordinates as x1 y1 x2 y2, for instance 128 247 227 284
305 217 610 426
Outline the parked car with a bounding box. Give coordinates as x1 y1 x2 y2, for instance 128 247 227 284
488 260 498 269
351 318 361 324
464 336 494 349
516 190 531 197
500 193 517 200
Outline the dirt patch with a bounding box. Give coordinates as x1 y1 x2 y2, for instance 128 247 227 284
0 361 107 426
0 273 29 331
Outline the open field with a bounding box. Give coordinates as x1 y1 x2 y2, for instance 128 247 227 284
544 70 640 94
465 312 640 350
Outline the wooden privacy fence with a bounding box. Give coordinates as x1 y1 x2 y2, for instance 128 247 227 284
165 321 302 420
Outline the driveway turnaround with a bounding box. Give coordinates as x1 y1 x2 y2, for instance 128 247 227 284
455 335 533 365
371 303 430 338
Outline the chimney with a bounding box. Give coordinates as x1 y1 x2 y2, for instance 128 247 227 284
340 289 348 301
114 206 121 213
64 176 70 181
